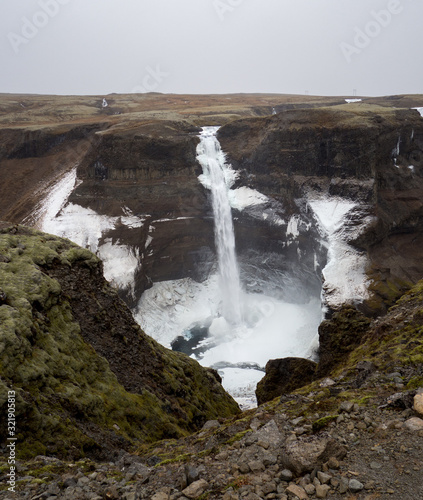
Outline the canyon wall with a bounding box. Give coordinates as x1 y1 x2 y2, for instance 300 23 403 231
1 95 423 314
218 104 423 314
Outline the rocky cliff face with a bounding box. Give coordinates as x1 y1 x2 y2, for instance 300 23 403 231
69 120 217 305
0 226 239 460
218 104 423 314
1 95 423 498
1 94 327 307
2 95 423 316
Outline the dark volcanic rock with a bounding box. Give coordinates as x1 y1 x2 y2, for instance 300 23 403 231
255 357 317 405
219 104 423 313
317 307 371 377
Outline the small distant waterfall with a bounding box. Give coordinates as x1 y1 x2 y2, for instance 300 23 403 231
196 127 242 324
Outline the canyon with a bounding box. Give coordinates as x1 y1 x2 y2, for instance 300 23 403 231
1 92 423 498
1 93 423 404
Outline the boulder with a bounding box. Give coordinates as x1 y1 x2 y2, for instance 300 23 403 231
404 417 423 432
279 437 347 477
182 479 209 499
251 419 283 448
413 393 423 416
285 484 308 499
256 357 317 405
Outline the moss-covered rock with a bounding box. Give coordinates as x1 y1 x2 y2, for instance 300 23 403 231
312 415 339 433
317 307 371 377
255 357 317 405
344 279 423 376
0 226 239 460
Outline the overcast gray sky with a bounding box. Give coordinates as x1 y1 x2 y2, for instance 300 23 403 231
1 0 422 97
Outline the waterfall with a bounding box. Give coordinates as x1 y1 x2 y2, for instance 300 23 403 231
196 126 243 325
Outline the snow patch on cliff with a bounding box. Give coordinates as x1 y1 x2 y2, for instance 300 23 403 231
287 215 301 238
121 207 147 228
229 187 269 211
31 168 78 229
43 202 142 294
308 197 370 309
97 239 140 292
43 203 116 252
36 171 146 295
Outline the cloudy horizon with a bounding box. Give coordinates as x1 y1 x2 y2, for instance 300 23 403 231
1 0 422 97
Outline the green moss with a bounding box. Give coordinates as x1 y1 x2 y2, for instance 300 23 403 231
406 377 423 390
312 415 339 433
0 226 239 459
225 429 252 445
366 276 413 314
354 395 374 406
26 463 67 478
30 478 49 485
156 453 192 466
18 441 47 460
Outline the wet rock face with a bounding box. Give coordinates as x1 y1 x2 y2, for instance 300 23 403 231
219 105 423 313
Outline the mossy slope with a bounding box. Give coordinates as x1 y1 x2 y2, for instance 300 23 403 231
0 226 239 460
343 279 423 378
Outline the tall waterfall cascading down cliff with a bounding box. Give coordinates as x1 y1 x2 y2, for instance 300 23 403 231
136 127 323 408
6 95 423 412
196 127 243 325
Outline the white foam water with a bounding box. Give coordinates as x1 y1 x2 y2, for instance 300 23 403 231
196 126 243 325
136 275 322 409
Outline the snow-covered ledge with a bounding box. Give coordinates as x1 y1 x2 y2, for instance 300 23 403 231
308 196 374 311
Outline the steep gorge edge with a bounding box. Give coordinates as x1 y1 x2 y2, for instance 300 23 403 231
0 226 239 460
1 94 423 480
216 103 423 402
1 228 423 498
